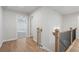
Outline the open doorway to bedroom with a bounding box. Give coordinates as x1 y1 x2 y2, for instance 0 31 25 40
16 16 28 39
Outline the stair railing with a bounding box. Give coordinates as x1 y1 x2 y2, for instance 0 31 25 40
53 27 76 52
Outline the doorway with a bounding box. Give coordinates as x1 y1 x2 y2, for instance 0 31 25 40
16 16 28 39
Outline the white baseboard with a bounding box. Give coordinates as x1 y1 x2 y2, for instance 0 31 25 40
3 36 31 43
41 45 53 52
3 38 17 43
0 41 3 48
0 38 17 48
32 36 52 52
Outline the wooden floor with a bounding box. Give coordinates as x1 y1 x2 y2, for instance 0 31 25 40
1 37 79 52
66 39 79 52
0 38 47 52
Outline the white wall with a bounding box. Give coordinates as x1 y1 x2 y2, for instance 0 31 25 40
3 9 29 41
30 7 62 51
0 7 3 47
62 13 78 32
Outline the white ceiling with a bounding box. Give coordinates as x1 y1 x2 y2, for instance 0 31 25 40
3 6 40 14
3 6 79 15
49 6 79 15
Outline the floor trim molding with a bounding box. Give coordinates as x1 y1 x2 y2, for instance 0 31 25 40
41 45 52 52
3 38 17 43
0 38 17 48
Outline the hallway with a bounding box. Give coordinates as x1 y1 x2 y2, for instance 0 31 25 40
1 6 79 52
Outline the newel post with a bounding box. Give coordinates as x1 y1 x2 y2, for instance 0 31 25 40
37 27 42 48
53 29 60 52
